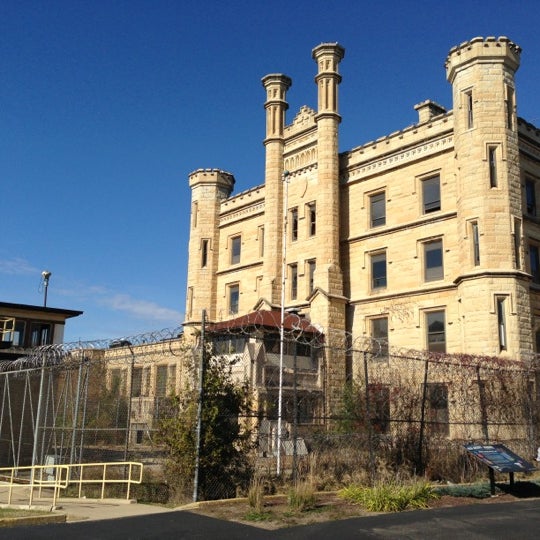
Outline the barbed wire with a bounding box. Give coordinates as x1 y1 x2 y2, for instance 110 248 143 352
1 310 537 375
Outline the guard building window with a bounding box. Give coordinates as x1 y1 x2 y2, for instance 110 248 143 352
422 176 441 214
424 239 444 281
371 252 387 290
231 236 241 265
30 323 52 347
426 310 446 353
370 192 386 227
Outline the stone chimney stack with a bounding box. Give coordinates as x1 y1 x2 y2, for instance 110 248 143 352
261 74 292 305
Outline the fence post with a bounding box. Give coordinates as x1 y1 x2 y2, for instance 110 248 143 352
363 351 376 485
193 309 206 503
417 357 430 475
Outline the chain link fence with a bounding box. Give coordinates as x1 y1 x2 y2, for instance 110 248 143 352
0 318 538 502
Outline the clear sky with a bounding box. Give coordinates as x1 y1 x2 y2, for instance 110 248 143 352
1 0 540 342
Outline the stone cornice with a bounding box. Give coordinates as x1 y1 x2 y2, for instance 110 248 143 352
220 201 265 225
342 134 453 184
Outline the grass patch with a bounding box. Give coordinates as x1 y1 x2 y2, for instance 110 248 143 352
339 481 437 512
0 508 51 519
244 510 274 522
434 483 492 499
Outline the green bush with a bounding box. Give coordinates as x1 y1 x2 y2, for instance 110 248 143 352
339 481 437 512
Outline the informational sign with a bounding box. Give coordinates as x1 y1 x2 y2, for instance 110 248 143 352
464 443 536 473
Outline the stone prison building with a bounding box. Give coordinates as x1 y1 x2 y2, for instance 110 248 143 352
182 37 540 439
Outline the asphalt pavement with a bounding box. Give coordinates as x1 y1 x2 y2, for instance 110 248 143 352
2 497 540 539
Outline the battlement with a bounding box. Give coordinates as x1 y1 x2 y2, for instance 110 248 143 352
188 168 235 193
445 36 521 82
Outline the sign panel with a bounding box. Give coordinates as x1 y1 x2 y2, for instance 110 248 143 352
464 443 536 473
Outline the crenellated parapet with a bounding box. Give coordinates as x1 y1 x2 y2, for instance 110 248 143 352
445 36 521 83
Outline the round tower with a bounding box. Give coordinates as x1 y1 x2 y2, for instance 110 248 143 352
446 37 531 357
184 169 235 327
261 74 292 305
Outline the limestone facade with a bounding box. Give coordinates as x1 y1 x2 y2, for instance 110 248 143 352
184 37 540 405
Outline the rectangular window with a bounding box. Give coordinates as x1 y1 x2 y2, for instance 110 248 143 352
371 317 389 359
30 323 52 347
488 146 498 188
168 365 177 394
514 218 521 270
156 365 168 397
192 201 198 227
368 384 390 434
3 320 25 347
471 221 480 266
370 192 386 227
231 236 241 265
307 259 316 294
422 176 441 214
466 90 474 129
290 207 299 241
201 239 209 268
229 284 239 315
526 179 537 216
132 367 143 397
506 86 514 130
424 239 444 281
530 245 540 283
496 297 507 351
289 263 298 300
426 310 446 353
425 383 449 436
258 226 265 257
307 202 316 236
371 252 387 289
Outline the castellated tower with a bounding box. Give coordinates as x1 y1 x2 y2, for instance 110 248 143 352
447 37 532 357
260 74 292 305
184 169 235 329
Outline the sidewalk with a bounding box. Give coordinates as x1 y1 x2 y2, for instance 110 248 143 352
55 497 175 522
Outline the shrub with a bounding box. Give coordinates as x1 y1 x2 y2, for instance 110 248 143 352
247 476 265 512
339 481 437 512
288 481 316 512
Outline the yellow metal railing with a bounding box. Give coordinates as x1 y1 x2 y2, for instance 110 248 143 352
0 464 69 507
0 461 143 508
67 461 143 500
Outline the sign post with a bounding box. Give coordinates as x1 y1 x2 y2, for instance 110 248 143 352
464 443 536 495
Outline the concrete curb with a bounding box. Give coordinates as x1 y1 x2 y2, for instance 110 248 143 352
0 513 67 527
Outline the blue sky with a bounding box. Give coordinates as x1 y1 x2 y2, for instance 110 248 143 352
1 0 540 342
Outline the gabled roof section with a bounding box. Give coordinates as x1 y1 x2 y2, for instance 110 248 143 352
207 310 321 334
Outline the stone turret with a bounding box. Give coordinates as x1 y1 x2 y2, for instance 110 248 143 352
184 169 235 326
261 74 292 304
446 37 531 357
